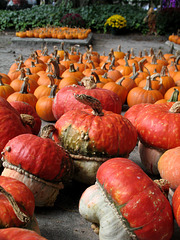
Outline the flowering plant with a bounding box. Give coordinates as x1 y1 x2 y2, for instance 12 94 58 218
60 13 85 28
104 15 127 31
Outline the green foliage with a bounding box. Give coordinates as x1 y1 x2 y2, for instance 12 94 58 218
73 3 148 33
0 1 178 35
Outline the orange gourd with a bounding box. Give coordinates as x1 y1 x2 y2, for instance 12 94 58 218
164 86 180 101
138 73 166 96
34 74 58 99
0 73 11 85
59 76 78 89
8 61 24 81
144 55 163 74
127 76 163 107
158 146 180 189
106 65 123 82
0 75 14 99
113 45 126 60
103 79 128 105
10 68 38 94
74 53 89 72
62 63 84 81
115 56 133 76
7 77 37 108
155 88 179 104
116 72 138 93
36 84 57 122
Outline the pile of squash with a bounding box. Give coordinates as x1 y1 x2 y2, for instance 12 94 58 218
0 41 180 239
16 26 91 40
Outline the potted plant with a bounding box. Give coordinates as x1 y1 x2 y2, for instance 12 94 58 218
104 14 127 35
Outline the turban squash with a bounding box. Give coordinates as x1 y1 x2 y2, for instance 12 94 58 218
53 94 137 184
79 158 173 240
1 126 73 207
125 101 180 175
0 176 39 233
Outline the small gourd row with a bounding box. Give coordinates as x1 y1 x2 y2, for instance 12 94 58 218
16 27 91 40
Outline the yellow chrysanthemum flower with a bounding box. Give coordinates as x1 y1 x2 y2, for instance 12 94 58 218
104 14 127 29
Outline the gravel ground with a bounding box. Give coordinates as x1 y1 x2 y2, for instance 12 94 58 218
0 30 179 240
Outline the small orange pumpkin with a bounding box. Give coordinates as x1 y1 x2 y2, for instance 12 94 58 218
0 75 14 99
7 77 37 108
36 84 57 122
158 146 180 189
127 76 163 107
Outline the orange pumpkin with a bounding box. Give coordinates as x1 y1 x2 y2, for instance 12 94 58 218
25 68 40 83
74 53 89 72
158 146 180 189
164 86 180 101
138 73 166 96
60 51 76 69
103 79 128 105
155 88 179 104
8 61 24 81
115 72 138 93
62 63 84 81
0 73 11 85
10 69 38 94
107 65 123 82
127 76 163 107
8 55 24 73
7 77 37 108
36 84 57 122
115 56 133 76
144 55 162 74
59 76 78 89
0 75 14 99
34 74 58 99
113 45 126 60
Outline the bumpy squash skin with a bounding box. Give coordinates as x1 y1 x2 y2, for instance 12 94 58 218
54 109 137 158
124 103 150 127
1 134 73 207
135 103 179 150
0 97 32 155
52 85 122 120
0 228 47 240
79 158 173 240
53 108 137 184
1 134 72 181
172 185 180 227
9 101 41 135
0 176 39 232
